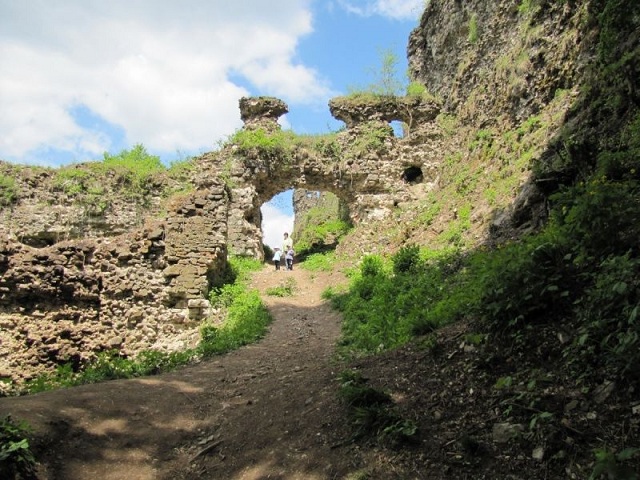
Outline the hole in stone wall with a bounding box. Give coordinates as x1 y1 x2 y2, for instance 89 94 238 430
391 120 406 138
401 166 423 184
19 232 60 248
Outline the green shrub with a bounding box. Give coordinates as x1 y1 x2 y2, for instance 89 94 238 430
54 144 167 201
346 123 393 158
229 128 296 162
589 447 639 480
468 13 479 44
477 232 574 331
0 415 36 480
392 244 421 274
295 219 351 255
551 179 640 262
201 255 272 356
574 253 640 376
0 175 18 206
406 81 427 97
198 290 271 356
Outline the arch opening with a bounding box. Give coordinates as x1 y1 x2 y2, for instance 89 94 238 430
390 120 406 138
401 166 423 184
291 189 352 259
260 189 295 254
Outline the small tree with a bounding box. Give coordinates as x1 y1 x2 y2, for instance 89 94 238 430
367 48 405 97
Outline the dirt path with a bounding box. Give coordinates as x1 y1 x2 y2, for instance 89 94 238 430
0 264 360 480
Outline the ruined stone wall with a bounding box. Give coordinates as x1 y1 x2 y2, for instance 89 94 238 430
0 182 228 393
0 161 174 247
220 95 444 258
0 93 447 390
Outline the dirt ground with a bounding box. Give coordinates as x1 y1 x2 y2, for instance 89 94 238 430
1 262 639 479
0 265 362 479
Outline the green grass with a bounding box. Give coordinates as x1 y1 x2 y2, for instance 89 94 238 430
302 251 338 272
265 277 296 297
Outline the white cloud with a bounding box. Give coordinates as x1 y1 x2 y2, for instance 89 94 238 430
0 0 330 164
338 0 423 20
261 204 294 250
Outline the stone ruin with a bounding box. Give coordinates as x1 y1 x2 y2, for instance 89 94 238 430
0 94 443 392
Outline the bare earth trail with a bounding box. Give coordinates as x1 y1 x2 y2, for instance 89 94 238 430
0 264 363 479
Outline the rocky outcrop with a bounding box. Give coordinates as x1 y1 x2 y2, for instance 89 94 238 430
407 0 588 127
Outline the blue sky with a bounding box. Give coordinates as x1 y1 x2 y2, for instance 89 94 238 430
0 0 423 248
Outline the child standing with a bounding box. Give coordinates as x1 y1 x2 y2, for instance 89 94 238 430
285 248 295 271
272 248 282 271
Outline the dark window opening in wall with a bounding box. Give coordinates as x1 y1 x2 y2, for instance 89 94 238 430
401 166 423 184
391 120 405 138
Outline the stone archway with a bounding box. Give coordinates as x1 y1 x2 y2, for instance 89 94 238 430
217 95 442 258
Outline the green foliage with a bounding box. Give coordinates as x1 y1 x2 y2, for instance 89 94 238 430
436 113 459 137
468 13 479 44
477 233 574 330
297 133 343 160
574 253 640 375
166 156 196 186
392 244 420 274
348 48 438 102
406 81 427 97
201 255 271 356
328 249 484 356
54 144 167 203
552 179 640 260
199 289 271 356
589 447 639 480
210 256 263 301
346 122 393 158
0 175 18 206
295 218 352 256
265 277 296 297
27 348 197 393
229 128 296 162
366 48 404 97
0 415 36 480
338 370 417 446
302 251 337 272
517 0 538 15
102 143 164 179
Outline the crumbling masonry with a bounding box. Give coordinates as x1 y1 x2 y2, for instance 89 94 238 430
0 95 441 391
